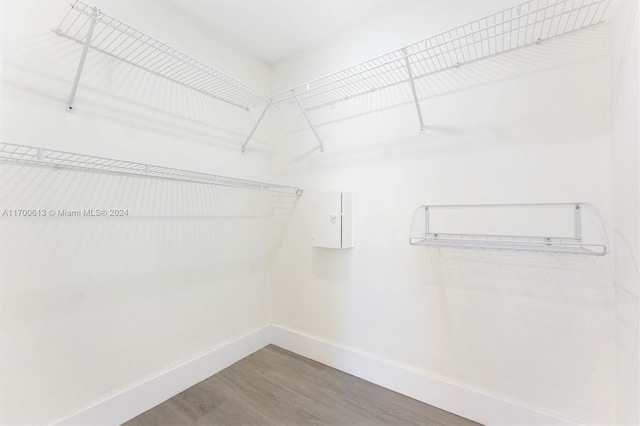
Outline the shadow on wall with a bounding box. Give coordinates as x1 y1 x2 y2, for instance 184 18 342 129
0 162 299 286
615 282 639 421
610 0 640 105
419 247 614 308
611 182 640 423
2 31 272 156
269 192 301 262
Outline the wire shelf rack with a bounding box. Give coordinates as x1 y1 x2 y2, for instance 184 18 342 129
54 0 610 153
0 143 303 196
56 1 270 112
409 203 609 256
272 0 610 113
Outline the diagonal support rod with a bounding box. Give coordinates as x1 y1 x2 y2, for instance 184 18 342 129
575 204 582 241
67 7 98 111
403 49 425 134
241 101 272 154
294 95 324 152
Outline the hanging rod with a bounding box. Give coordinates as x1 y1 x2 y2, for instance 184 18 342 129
55 1 270 111
409 203 609 256
271 0 610 113
0 143 303 196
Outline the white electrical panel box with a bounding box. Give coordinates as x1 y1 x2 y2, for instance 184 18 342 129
311 191 355 249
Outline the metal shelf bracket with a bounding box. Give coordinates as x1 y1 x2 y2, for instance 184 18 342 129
402 48 426 134
66 6 98 111
294 93 324 152
242 100 272 154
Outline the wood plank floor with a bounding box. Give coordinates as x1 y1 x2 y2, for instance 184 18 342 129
124 345 480 426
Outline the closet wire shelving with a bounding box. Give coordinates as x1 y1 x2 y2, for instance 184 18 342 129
56 1 276 154
56 1 271 112
0 143 303 196
268 0 610 149
55 0 610 153
409 203 610 256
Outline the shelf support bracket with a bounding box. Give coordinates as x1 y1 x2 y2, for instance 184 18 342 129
575 204 582 241
424 206 429 237
294 95 324 152
402 49 426 134
241 100 272 154
67 7 98 111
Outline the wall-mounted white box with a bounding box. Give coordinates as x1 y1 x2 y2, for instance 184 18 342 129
311 191 355 249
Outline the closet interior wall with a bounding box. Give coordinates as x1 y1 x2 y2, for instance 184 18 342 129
0 1 277 424
610 1 640 424
269 1 616 424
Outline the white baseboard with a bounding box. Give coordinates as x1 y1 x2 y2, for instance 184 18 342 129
55 325 271 426
53 324 576 426
270 324 576 426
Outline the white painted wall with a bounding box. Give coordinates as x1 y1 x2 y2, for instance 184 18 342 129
0 1 276 424
609 1 640 424
269 2 617 424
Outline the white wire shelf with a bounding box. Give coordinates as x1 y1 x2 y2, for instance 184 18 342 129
56 1 270 112
409 203 609 256
0 143 303 196
54 0 610 153
272 0 610 114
